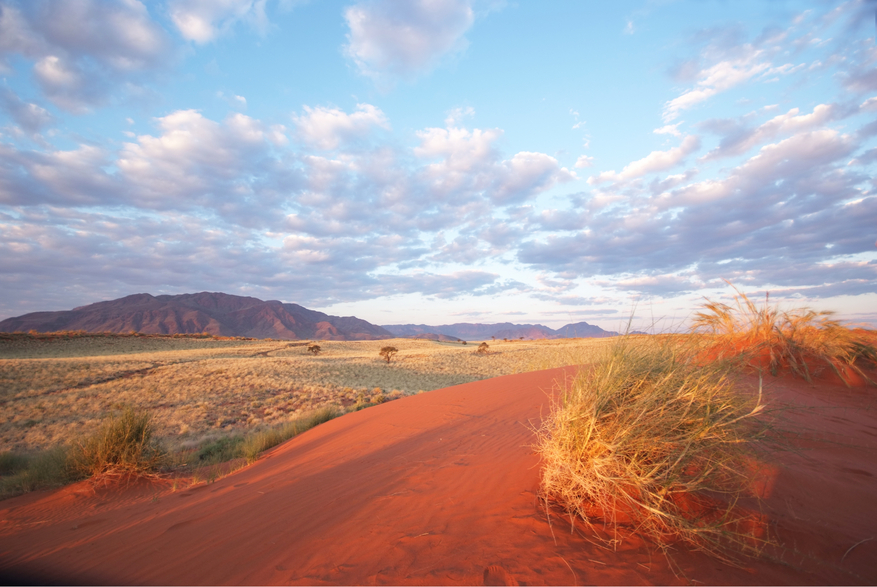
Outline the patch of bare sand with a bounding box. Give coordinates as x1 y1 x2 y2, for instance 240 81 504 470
1 367 875 585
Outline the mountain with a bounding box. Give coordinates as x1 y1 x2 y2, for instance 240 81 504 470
0 292 393 341
381 320 621 341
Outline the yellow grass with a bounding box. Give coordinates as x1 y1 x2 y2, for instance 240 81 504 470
692 282 877 384
0 334 614 454
536 335 769 564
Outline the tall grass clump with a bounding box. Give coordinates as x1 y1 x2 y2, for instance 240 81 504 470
242 406 341 463
69 407 165 477
536 336 768 561
693 282 877 385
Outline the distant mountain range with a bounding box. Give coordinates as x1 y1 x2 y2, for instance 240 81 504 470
0 292 393 341
0 292 640 341
381 321 626 341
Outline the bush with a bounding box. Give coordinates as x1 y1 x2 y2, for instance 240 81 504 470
536 336 768 561
693 282 877 385
69 408 165 478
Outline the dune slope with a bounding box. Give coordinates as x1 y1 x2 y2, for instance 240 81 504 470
1 367 875 585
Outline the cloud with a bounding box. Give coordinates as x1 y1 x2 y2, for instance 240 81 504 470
700 103 842 160
344 0 475 79
169 0 271 43
415 125 573 204
589 135 700 184
292 103 390 150
0 0 171 112
574 155 594 168
663 47 770 122
521 127 872 298
654 123 682 137
0 88 54 133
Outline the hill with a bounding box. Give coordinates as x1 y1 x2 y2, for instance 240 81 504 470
0 292 392 341
382 320 621 341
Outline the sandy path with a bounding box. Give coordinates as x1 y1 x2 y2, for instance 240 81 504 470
1 366 876 585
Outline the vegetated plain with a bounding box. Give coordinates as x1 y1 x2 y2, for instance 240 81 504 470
1 288 876 583
0 333 612 456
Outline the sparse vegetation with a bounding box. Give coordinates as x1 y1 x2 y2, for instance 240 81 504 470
68 407 165 478
536 335 769 562
241 406 341 463
379 346 399 363
0 334 615 499
0 447 76 499
692 282 877 385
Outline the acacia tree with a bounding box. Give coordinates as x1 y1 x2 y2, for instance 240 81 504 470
379 346 398 363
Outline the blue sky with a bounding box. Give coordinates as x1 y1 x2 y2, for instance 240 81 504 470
1 0 875 331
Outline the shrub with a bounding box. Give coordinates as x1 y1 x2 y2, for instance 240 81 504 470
379 346 398 363
69 408 165 478
536 336 768 561
693 282 877 385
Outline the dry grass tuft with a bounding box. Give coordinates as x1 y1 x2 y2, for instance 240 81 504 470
68 407 165 478
692 282 877 385
536 336 769 562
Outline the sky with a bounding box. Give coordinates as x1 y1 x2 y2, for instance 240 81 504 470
0 0 876 332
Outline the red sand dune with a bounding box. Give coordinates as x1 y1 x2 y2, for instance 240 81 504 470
1 366 876 585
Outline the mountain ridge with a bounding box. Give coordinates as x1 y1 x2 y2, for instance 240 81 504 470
381 320 626 341
0 292 392 341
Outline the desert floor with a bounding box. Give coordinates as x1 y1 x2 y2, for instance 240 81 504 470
0 335 610 453
1 361 876 585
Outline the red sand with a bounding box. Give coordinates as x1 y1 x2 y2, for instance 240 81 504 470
1 366 876 585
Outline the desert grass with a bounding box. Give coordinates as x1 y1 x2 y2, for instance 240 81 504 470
68 407 165 478
0 447 76 499
240 406 341 463
536 335 769 563
1 334 613 454
692 283 877 385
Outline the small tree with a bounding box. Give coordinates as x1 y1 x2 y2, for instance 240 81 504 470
379 346 398 363
307 344 321 355
477 342 489 354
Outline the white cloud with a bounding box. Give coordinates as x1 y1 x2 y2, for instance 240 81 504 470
444 106 474 127
574 155 594 168
0 0 171 111
589 135 700 184
169 0 269 43
344 0 474 79
663 49 770 122
701 103 839 160
654 123 682 137
292 103 390 150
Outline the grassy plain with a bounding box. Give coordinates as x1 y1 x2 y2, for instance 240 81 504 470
1 333 613 454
